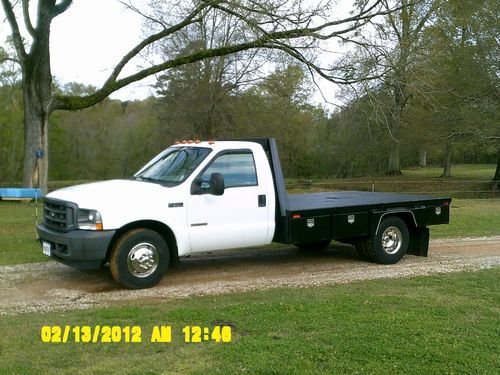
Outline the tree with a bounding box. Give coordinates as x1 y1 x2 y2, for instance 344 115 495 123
334 0 437 174
243 64 321 177
0 42 23 185
153 4 264 139
1 0 392 192
494 151 500 185
0 84 23 185
49 90 160 181
414 0 499 177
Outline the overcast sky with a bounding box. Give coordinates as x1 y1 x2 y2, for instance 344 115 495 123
0 0 351 109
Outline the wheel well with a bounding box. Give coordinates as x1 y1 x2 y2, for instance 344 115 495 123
375 212 430 256
106 220 179 265
375 211 417 234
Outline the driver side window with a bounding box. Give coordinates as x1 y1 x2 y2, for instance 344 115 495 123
201 152 257 188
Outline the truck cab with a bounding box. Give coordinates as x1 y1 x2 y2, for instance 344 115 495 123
37 139 450 289
38 141 278 288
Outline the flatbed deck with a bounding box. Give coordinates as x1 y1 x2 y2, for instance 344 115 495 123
287 191 445 212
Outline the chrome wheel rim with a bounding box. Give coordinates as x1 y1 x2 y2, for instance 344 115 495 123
381 226 402 255
127 242 159 278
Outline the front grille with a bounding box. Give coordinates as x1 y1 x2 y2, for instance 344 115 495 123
43 199 76 231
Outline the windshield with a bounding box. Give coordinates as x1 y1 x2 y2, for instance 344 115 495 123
133 147 211 185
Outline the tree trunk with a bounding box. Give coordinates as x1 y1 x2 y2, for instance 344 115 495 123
418 150 427 168
22 89 50 192
386 78 404 176
441 142 452 178
20 9 53 193
493 148 500 189
387 140 401 175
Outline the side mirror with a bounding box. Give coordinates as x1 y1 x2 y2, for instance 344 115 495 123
209 172 225 196
190 173 225 195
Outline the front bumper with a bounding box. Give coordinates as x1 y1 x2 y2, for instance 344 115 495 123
37 224 116 270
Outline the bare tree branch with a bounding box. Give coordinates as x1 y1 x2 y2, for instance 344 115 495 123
0 56 21 65
54 38 270 111
52 0 394 112
52 0 73 17
0 0 27 64
102 0 212 87
119 0 167 29
22 0 36 36
412 1 436 38
382 0 402 43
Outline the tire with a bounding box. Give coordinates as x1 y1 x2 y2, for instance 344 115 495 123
110 228 170 289
354 240 372 261
296 240 331 251
363 216 409 264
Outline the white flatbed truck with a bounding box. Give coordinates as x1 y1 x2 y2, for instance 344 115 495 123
37 139 450 289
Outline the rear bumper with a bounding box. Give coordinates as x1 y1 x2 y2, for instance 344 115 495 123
37 224 115 270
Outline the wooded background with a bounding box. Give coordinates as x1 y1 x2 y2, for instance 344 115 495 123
0 0 498 186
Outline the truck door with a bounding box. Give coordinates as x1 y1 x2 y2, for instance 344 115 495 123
187 150 271 252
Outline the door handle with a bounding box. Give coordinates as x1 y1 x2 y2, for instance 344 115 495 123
258 194 266 207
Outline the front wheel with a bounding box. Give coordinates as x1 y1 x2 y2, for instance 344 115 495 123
362 216 409 264
110 228 170 289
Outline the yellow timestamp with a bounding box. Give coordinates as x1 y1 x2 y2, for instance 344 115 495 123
182 325 231 343
40 325 232 344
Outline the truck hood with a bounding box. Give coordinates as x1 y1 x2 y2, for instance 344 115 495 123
47 179 167 210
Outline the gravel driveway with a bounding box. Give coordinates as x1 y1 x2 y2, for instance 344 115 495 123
1 237 499 315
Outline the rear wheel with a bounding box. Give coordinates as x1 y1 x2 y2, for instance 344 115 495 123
295 240 331 251
110 228 170 289
362 216 409 264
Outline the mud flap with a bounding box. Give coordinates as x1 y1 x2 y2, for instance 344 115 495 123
407 227 430 257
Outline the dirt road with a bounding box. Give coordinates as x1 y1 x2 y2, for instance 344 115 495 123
1 237 499 315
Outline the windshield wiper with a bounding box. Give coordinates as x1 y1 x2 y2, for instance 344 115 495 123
133 176 161 184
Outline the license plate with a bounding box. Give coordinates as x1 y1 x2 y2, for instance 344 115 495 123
42 241 52 257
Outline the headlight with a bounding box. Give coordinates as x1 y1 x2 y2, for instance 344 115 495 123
77 209 103 230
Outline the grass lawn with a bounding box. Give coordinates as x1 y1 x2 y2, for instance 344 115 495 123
0 201 43 264
432 198 500 238
0 268 498 374
0 198 499 266
402 164 496 180
1 169 498 374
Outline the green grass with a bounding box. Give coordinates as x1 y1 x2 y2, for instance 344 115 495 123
0 198 498 266
402 164 496 180
432 199 500 238
0 201 44 264
0 268 498 374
